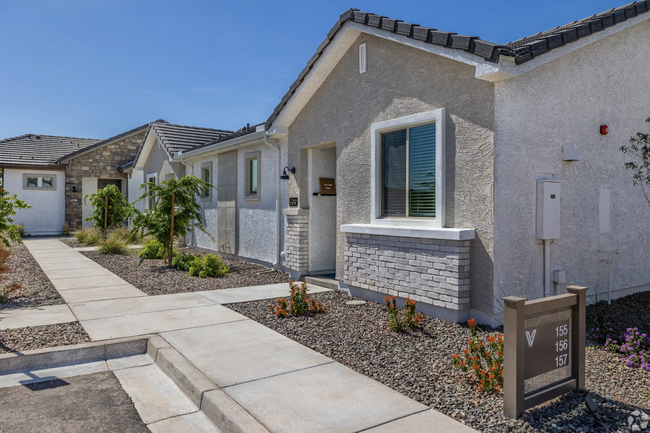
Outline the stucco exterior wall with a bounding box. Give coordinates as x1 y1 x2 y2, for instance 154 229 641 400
65 130 145 229
493 21 650 308
286 33 495 309
5 168 66 235
188 140 279 265
142 139 185 183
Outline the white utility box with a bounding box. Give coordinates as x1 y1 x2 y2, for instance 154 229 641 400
536 180 561 239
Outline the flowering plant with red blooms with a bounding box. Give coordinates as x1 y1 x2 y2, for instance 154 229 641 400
270 281 327 318
383 296 425 332
451 318 504 393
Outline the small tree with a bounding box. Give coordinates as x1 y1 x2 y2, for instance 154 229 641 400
83 184 132 233
621 117 650 205
131 176 214 264
0 188 30 247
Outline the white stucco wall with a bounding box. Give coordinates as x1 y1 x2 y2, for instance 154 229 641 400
81 177 98 228
493 20 650 307
4 168 66 235
188 139 279 265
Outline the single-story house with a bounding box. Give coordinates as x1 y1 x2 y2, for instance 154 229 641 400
169 124 285 266
0 120 231 233
246 3 650 325
126 122 232 212
0 134 100 235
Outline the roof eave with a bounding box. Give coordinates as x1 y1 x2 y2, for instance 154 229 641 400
174 130 266 160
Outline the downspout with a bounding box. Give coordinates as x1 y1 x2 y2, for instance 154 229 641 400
543 239 552 297
263 133 283 269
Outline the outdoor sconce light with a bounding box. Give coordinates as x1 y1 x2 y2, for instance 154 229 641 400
280 166 295 180
71 186 77 192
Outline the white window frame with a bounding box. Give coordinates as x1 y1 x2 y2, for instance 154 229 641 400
146 172 158 210
244 151 261 201
200 162 212 202
370 108 445 228
23 173 57 191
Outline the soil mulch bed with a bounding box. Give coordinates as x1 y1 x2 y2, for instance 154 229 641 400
1 241 64 310
0 322 91 354
81 248 290 296
227 291 650 433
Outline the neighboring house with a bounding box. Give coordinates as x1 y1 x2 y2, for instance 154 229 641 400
0 134 100 235
171 124 284 266
58 121 161 229
128 122 232 212
255 4 650 325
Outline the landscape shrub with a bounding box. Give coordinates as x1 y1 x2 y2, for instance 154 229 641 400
589 322 650 370
188 254 229 278
383 295 424 332
138 239 173 260
83 184 132 232
98 237 129 255
62 222 70 236
0 187 30 246
171 250 198 271
73 228 102 246
452 319 504 393
270 281 327 318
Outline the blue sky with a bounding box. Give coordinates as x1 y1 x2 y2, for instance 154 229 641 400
0 0 625 139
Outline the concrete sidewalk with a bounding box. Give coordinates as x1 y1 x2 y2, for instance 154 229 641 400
16 238 476 432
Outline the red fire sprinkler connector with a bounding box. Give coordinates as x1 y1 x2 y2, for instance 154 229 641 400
600 125 609 135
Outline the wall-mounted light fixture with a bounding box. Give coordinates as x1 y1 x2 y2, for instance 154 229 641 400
71 186 77 193
280 166 295 180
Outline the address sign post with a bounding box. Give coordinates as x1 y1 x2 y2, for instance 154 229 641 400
503 285 587 419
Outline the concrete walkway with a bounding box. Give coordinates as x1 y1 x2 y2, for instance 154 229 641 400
10 238 476 432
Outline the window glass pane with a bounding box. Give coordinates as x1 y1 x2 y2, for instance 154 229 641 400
382 130 407 216
42 177 54 188
202 168 210 197
409 123 436 217
249 159 258 194
27 177 38 187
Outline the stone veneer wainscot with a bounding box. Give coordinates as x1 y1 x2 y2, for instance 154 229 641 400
283 209 310 277
341 224 475 323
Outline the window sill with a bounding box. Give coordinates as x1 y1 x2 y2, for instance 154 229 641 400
340 223 475 241
245 196 261 202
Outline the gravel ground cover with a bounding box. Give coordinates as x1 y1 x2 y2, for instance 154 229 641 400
1 241 64 310
59 238 83 248
228 291 650 433
81 248 290 296
0 322 90 354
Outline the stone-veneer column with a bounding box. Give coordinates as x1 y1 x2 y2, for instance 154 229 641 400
284 210 309 276
343 233 471 322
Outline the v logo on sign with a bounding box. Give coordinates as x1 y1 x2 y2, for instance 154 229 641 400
526 329 537 347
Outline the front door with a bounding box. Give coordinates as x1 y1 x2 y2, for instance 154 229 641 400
98 178 122 192
217 151 237 254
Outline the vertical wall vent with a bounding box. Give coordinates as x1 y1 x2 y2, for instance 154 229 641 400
359 43 367 74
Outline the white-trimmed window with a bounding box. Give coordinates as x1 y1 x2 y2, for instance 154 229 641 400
146 173 158 210
245 151 261 201
371 108 445 227
201 162 212 202
23 174 57 190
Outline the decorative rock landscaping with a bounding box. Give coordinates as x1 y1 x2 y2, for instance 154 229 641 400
1 241 64 310
0 322 90 354
81 248 290 296
228 290 650 433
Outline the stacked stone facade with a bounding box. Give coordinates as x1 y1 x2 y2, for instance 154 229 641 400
344 234 471 312
65 130 146 229
285 214 309 274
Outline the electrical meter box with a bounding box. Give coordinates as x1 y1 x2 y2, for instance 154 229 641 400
536 180 561 239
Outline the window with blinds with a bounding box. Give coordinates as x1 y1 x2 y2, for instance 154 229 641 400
381 123 436 218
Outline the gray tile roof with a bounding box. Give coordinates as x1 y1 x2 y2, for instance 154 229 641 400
150 122 233 155
266 3 650 129
59 119 165 163
184 123 263 153
0 134 100 167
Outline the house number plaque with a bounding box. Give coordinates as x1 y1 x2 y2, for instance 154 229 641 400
524 319 570 379
289 197 298 207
